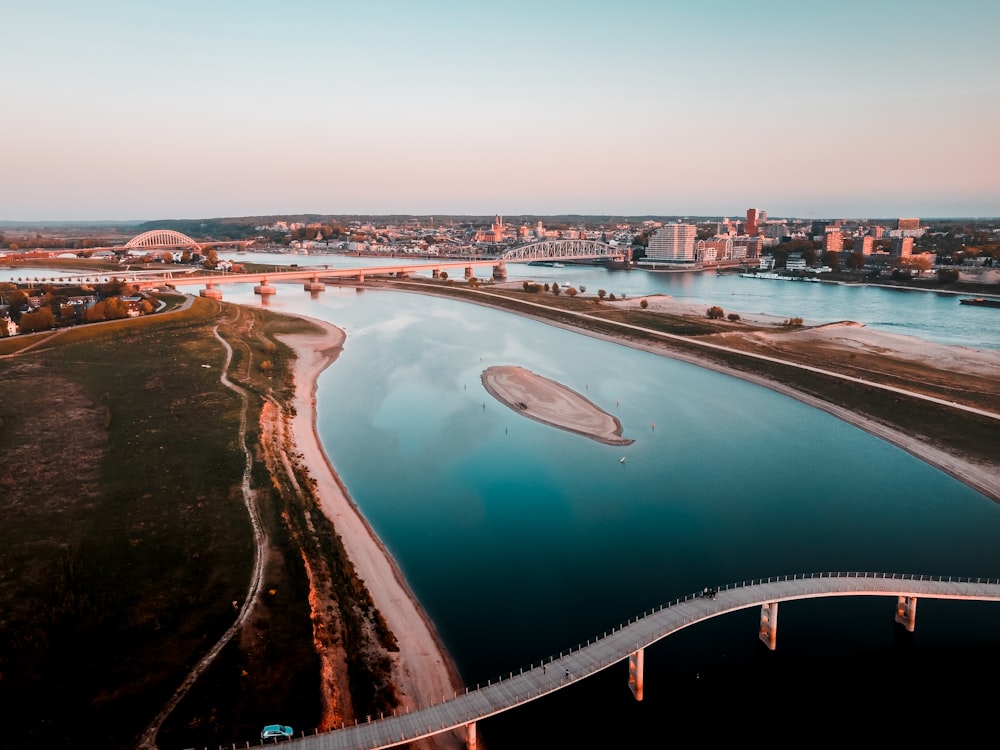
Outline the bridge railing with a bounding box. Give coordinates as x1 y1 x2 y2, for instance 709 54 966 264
225 571 1000 746
461 571 1000 697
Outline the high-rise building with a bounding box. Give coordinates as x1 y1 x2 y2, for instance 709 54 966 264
897 218 920 231
746 208 760 236
824 229 843 253
891 237 914 257
646 223 698 262
856 236 874 255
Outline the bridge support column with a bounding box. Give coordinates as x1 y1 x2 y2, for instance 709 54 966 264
465 266 473 279
303 275 325 292
894 595 918 632
628 647 644 701
254 278 276 296
759 602 778 650
466 721 477 750
492 261 507 280
200 281 222 299
357 272 365 283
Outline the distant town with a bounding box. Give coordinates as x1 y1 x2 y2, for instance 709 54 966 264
2 211 998 337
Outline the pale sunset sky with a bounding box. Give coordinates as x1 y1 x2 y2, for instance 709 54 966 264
2 0 998 221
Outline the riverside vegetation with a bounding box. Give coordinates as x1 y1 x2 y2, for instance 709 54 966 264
0 295 398 750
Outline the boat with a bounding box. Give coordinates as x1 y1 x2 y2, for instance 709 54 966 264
619 456 626 464
959 297 1000 308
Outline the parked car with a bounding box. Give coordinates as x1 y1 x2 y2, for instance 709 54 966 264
261 724 293 741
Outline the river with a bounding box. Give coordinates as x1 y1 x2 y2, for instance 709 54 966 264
219 281 1000 745
5 257 999 743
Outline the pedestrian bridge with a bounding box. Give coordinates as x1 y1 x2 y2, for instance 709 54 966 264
281 572 1000 749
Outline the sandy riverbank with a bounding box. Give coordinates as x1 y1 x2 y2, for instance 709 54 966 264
482 365 633 445
276 320 465 750
601 295 1000 503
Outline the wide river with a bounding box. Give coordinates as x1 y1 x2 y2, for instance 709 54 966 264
6 256 1000 741
214 266 999 744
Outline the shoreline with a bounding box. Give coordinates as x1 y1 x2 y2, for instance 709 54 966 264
275 318 464 748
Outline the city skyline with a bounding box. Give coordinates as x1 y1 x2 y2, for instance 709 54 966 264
3 0 998 222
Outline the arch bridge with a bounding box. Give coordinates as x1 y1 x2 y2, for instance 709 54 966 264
500 238 625 264
124 229 203 252
280 572 1000 749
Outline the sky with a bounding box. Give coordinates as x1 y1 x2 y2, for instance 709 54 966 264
2 0 999 221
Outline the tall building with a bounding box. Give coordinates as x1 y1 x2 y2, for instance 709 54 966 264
891 237 914 258
746 208 761 236
856 236 874 255
646 223 698 262
897 218 920 231
824 229 843 253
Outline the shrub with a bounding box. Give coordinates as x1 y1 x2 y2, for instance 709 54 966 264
639 299 648 309
727 313 741 321
706 306 725 319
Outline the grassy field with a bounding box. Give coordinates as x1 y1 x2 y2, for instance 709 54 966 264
0 296 397 750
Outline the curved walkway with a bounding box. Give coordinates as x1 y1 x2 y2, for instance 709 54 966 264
286 572 1000 749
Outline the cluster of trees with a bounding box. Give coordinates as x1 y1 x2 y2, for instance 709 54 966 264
1 279 153 336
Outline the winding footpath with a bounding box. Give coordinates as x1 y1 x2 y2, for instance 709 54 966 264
137 324 267 749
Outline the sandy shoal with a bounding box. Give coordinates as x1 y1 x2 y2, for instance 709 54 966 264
276 320 463 749
481 365 633 445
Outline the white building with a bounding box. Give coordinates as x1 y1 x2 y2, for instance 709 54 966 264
645 223 698 263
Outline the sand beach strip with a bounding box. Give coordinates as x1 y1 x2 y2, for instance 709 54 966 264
277 320 464 749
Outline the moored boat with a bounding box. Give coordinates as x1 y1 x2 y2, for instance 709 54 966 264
959 297 1000 308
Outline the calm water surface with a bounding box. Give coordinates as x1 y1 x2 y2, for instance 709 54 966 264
220 284 1000 743
6 261 999 742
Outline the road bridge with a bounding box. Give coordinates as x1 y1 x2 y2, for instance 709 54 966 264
272 572 1000 749
127 259 513 298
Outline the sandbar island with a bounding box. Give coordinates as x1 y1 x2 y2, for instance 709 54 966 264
482 365 634 445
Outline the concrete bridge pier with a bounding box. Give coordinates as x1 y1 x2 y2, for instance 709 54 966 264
254 277 276 296
628 647 644 701
199 281 222 299
303 275 325 292
464 266 473 279
492 262 507 280
759 602 779 650
894 595 918 632
357 272 365 284
466 721 477 750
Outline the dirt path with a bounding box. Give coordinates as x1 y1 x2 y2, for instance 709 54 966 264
137 322 266 749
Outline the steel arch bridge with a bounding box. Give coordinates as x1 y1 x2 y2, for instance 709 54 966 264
124 229 201 251
500 239 625 263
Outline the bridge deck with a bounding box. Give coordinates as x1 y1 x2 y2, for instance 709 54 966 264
285 573 1000 749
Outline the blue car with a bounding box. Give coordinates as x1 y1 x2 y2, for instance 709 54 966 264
261 724 293 741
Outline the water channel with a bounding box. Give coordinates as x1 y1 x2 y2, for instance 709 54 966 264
5 257 999 742
215 278 1000 744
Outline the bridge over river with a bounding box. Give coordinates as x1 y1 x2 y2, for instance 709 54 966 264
273 572 1000 749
